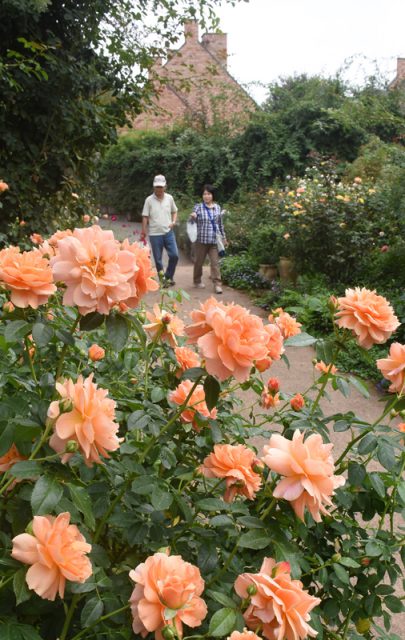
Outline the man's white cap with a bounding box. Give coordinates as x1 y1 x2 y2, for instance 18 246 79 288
153 174 166 187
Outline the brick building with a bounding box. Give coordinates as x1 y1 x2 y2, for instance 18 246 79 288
129 21 257 131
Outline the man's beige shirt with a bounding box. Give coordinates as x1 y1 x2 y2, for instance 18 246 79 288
142 193 178 235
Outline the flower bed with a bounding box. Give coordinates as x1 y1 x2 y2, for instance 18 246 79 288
0 214 404 640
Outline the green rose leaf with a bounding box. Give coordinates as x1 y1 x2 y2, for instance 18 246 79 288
80 596 104 627
80 312 105 331
151 486 173 511
32 322 54 347
204 375 220 411
284 332 317 347
377 440 396 470
10 460 42 479
106 313 130 351
13 568 31 605
31 475 64 515
208 607 237 637
4 320 31 343
238 529 272 550
68 483 96 530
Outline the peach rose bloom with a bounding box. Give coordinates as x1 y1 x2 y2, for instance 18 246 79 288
376 342 405 394
0 247 56 308
261 391 280 409
48 374 121 466
51 225 139 315
186 298 269 382
174 346 201 376
144 304 185 347
262 430 345 522
120 239 159 306
290 393 305 411
235 557 320 640
228 632 262 640
30 233 44 245
256 324 284 372
269 310 302 339
335 287 400 349
88 344 105 361
3 300 15 313
82 214 91 223
315 360 337 375
11 512 92 601
0 181 9 192
129 551 207 639
200 444 263 502
0 444 27 489
169 379 216 428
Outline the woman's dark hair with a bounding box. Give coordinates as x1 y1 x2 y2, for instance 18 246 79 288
202 184 215 199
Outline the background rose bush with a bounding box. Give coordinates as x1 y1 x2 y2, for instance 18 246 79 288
0 222 404 640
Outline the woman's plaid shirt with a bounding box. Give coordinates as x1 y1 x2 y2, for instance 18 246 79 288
192 203 226 244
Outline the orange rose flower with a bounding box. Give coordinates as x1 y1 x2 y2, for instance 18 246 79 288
0 444 27 489
0 247 56 309
376 342 405 394
262 430 345 522
88 344 105 361
2 300 15 313
30 233 44 245
315 360 337 375
186 298 269 382
228 632 261 640
48 374 121 466
267 377 280 392
129 551 207 638
269 309 302 339
290 393 305 411
143 304 185 347
169 379 216 428
335 287 400 349
255 324 284 372
174 346 201 376
234 557 320 640
200 444 262 502
51 225 139 315
120 239 159 307
0 181 9 192
261 391 280 409
11 512 92 601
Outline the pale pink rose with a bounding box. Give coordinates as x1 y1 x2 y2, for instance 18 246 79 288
82 214 91 223
143 304 185 347
354 176 362 184
120 239 159 306
235 557 320 640
169 379 216 429
315 360 337 375
186 298 269 382
290 393 305 411
200 444 263 502
0 247 56 308
335 287 399 349
255 324 284 372
12 513 91 601
51 225 139 315
376 342 405 394
174 346 201 376
48 374 121 466
262 430 345 522
129 551 207 639
88 344 105 361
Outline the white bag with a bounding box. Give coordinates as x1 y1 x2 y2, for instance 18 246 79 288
187 220 197 243
216 233 225 257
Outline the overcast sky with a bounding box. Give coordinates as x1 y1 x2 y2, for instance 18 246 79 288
213 0 405 103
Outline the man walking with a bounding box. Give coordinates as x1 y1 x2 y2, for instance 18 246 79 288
141 175 179 287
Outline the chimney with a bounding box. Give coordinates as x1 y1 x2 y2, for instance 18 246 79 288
184 20 199 41
396 58 405 81
202 32 227 67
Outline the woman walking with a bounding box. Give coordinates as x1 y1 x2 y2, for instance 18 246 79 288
189 185 226 294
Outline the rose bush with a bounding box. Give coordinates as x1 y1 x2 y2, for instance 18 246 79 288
0 221 404 640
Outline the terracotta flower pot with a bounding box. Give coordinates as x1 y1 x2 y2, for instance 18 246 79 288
278 256 297 286
259 264 278 282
